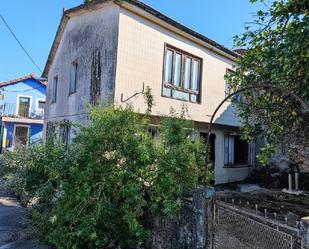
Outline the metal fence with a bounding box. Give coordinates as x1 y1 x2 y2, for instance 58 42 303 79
213 200 301 249
0 103 44 119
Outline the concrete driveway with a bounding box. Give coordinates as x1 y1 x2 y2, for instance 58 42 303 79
0 180 49 249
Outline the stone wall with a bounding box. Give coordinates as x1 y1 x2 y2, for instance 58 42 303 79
145 187 214 249
301 217 309 249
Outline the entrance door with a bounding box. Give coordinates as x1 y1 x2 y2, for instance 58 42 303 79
14 126 29 146
18 96 31 117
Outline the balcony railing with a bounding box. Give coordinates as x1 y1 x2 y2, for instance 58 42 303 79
0 103 44 119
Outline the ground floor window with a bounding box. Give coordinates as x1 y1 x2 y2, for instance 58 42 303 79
224 133 251 166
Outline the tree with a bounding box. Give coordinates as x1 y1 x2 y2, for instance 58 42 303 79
3 91 207 248
228 0 309 165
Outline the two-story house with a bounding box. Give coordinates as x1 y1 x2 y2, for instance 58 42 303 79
43 0 256 185
0 74 46 151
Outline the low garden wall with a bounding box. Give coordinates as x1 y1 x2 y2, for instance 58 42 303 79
145 186 214 249
145 187 309 249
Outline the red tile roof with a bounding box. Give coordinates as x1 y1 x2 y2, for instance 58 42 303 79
0 73 47 87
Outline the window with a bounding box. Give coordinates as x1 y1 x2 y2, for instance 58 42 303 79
225 69 233 98
18 96 31 117
38 100 45 110
162 45 202 103
225 69 242 102
173 53 182 86
52 76 58 103
69 62 78 94
224 133 250 166
164 49 173 83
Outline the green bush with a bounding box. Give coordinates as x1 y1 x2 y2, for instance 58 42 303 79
3 102 209 249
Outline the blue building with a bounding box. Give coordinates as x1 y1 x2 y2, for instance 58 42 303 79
0 74 46 150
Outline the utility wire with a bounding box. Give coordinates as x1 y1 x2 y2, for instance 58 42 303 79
0 14 42 73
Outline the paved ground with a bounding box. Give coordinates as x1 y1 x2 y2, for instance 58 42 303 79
0 179 49 249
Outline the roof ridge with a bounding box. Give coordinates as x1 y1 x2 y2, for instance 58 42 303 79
0 73 47 87
42 0 239 77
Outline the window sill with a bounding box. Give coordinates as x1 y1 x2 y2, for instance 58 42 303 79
68 90 77 96
162 84 201 104
223 164 253 169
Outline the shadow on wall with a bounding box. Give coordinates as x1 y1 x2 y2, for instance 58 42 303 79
213 102 241 127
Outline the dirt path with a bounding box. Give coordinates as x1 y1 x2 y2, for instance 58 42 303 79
0 179 49 249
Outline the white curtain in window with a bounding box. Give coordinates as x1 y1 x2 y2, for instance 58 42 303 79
164 50 173 83
224 135 234 165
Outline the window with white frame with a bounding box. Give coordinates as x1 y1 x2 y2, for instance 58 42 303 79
17 96 31 117
224 133 252 166
162 44 202 103
37 100 45 110
52 76 58 103
36 100 45 115
69 62 78 94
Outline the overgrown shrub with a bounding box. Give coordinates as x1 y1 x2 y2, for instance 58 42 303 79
3 102 209 249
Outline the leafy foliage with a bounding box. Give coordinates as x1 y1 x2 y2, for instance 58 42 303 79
228 0 309 164
3 99 207 248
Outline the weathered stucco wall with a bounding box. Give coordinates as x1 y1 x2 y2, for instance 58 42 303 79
45 2 120 124
115 7 241 126
44 2 254 185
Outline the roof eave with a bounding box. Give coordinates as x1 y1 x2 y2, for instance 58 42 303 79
0 74 47 87
117 0 239 61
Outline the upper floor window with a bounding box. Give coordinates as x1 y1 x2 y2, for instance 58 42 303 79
162 44 202 103
37 100 45 115
17 96 31 117
69 62 78 94
52 76 58 103
38 100 45 110
225 69 233 98
225 68 243 103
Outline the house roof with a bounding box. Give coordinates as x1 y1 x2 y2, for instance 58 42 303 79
0 73 47 87
42 0 240 77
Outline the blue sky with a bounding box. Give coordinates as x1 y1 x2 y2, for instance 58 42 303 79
0 0 263 82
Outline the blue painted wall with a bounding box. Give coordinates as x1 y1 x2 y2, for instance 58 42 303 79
5 122 43 147
0 78 46 117
0 78 46 149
